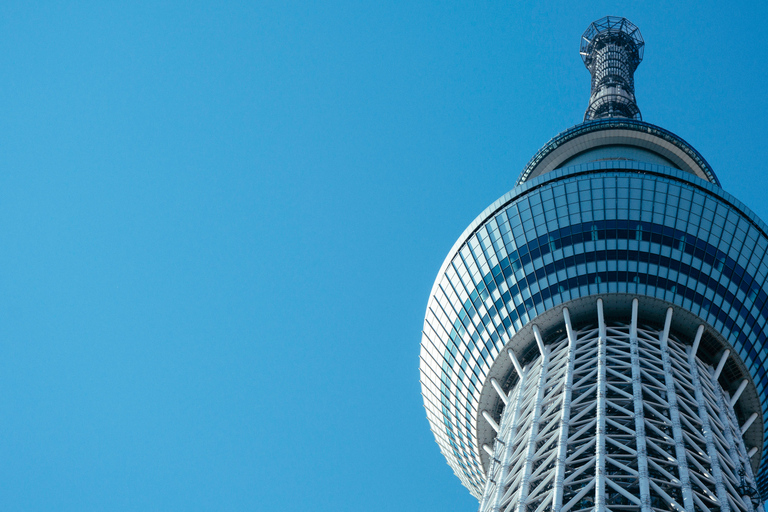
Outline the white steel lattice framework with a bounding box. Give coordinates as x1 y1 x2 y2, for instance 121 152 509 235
479 298 759 512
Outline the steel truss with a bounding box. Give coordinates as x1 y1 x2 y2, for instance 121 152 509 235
479 299 759 512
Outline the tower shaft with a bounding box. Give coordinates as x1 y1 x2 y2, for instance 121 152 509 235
479 301 758 512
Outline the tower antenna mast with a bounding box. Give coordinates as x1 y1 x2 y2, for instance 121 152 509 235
580 16 644 121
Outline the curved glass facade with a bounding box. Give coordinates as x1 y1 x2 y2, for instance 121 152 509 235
420 159 768 497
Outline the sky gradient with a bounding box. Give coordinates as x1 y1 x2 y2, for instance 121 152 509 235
0 1 767 511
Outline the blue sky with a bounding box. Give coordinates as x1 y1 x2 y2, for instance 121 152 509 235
0 1 767 511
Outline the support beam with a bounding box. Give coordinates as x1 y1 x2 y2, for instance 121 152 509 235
563 307 575 346
482 444 494 457
659 307 695 512
482 410 500 433
689 323 730 512
595 298 607 512
748 447 758 458
533 324 546 356
553 307 577 511
491 378 508 406
723 391 759 512
714 370 757 512
629 298 652 512
714 350 730 380
741 412 758 435
507 349 524 376
514 342 550 512
630 298 639 341
690 324 703 358
486 365 529 512
730 379 749 406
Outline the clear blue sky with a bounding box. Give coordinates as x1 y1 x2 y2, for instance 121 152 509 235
0 1 767 511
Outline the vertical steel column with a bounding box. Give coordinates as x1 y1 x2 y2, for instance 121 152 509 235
485 363 530 512
552 307 577 511
724 390 758 512
658 308 695 512
629 298 652 512
714 370 755 512
595 298 607 512
688 324 730 512
514 326 550 512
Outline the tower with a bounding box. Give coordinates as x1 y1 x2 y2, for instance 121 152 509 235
420 16 767 512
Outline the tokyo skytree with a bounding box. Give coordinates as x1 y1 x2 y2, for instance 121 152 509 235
420 16 767 512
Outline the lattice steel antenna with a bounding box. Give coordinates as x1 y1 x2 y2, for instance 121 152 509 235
581 16 644 121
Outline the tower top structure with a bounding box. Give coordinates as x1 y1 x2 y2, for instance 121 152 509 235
581 16 644 121
421 16 768 506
